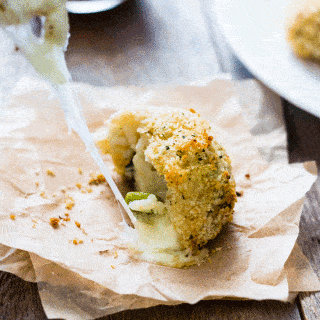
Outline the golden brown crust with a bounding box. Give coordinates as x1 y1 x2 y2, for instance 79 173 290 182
287 8 320 61
95 107 237 251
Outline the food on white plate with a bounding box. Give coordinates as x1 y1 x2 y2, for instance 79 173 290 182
94 107 237 267
286 0 320 62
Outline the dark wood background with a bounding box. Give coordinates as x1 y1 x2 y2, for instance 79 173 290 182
1 0 320 319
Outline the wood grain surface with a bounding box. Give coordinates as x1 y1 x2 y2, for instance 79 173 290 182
0 0 319 319
66 0 221 87
298 175 320 320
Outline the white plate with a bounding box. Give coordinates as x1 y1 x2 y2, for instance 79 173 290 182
67 0 126 14
215 0 320 118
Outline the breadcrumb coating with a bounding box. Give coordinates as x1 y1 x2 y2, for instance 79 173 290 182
94 107 237 252
287 9 320 61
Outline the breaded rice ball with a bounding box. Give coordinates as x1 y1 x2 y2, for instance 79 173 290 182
94 107 236 259
286 1 320 62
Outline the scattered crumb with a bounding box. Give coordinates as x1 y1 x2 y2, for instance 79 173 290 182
22 213 27 216
99 250 109 255
75 221 81 228
65 212 69 217
61 223 66 226
86 188 93 193
32 224 36 228
236 191 244 197
245 173 250 179
14 45 19 51
35 182 39 187
78 168 83 174
189 108 196 113
72 238 83 245
10 215 16 220
46 169 55 177
32 219 38 223
40 191 47 199
81 190 86 194
114 252 118 259
60 187 66 193
76 183 82 189
52 193 57 197
89 173 106 185
111 265 115 269
49 217 60 229
65 197 75 210
65 202 74 210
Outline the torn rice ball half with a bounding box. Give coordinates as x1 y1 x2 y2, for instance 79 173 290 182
94 107 237 268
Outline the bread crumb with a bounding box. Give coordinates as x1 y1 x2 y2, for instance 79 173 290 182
76 183 82 189
65 197 75 210
32 224 36 228
35 182 39 187
189 108 196 113
10 214 16 220
78 168 83 174
65 202 74 210
245 173 250 179
114 252 118 259
75 221 81 228
49 217 60 229
72 238 83 245
111 265 115 269
60 188 66 193
46 169 55 177
40 191 47 198
81 190 86 194
236 191 244 197
86 188 93 193
89 173 106 185
32 219 38 223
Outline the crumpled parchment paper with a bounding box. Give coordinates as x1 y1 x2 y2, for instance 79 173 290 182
0 76 319 319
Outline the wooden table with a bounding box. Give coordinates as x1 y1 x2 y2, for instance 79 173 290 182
1 0 320 319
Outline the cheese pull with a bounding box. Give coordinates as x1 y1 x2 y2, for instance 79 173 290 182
0 0 70 84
